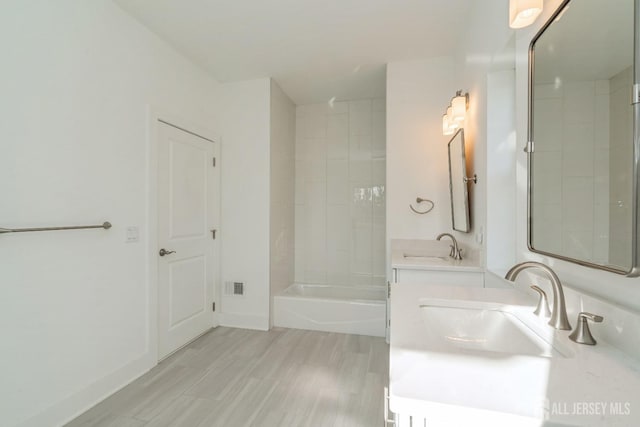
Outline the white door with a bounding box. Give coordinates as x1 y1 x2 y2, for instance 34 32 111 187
157 121 218 359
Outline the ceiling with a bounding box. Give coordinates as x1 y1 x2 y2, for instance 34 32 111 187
114 0 473 105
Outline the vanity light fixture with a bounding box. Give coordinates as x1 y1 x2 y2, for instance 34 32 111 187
442 90 468 136
442 114 455 135
509 0 543 29
451 90 468 123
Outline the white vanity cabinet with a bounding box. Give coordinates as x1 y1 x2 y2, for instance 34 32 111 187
389 239 484 287
384 387 427 427
392 267 484 287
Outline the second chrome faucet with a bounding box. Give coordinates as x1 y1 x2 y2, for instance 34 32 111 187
436 233 463 260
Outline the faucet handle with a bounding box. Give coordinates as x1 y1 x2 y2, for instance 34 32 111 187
530 285 551 318
569 312 604 345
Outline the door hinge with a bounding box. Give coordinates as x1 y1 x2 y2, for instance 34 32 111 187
524 140 534 153
212 157 216 167
212 302 216 312
633 84 640 104
210 229 217 240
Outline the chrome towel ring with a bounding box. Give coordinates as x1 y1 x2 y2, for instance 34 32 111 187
409 198 435 215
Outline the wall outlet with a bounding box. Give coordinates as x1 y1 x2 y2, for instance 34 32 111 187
125 226 139 243
475 226 484 245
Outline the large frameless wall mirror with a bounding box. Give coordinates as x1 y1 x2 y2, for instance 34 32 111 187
448 129 471 232
529 0 640 275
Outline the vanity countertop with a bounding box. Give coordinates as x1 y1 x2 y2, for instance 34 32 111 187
390 239 483 272
391 250 483 272
389 283 640 426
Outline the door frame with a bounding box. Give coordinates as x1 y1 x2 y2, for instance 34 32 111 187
147 106 220 363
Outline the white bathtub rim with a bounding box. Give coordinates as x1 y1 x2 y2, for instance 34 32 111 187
278 283 386 304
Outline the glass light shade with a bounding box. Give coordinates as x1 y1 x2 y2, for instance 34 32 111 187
447 106 459 130
509 0 543 29
443 114 454 135
451 94 467 123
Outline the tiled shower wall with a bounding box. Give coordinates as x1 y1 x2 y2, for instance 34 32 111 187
609 67 633 267
533 68 632 266
295 99 386 287
533 79 610 262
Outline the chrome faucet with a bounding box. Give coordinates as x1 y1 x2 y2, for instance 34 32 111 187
505 262 571 330
436 233 462 260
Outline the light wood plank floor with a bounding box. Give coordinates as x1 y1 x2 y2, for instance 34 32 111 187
66 327 389 427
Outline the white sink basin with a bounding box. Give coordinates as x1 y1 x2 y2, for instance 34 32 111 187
420 302 569 358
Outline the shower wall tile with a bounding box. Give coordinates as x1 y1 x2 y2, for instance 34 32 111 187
306 180 326 208
534 97 562 152
306 138 327 181
327 117 349 160
327 250 349 285
372 98 386 112
350 182 373 220
563 81 595 124
350 273 372 287
349 134 372 162
533 77 613 263
350 159 372 183
294 204 306 282
593 202 610 263
372 110 386 159
532 203 562 253
349 100 372 136
562 177 594 232
296 113 326 139
563 230 593 261
609 67 633 267
327 205 350 252
329 101 348 114
534 83 563 100
295 98 385 287
532 151 562 205
327 159 349 204
372 216 386 277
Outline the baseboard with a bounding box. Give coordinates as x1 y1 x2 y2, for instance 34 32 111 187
18 353 155 427
219 312 269 331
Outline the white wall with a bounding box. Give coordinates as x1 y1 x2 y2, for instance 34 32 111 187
486 67 517 271
386 57 478 264
295 99 386 287
216 78 272 331
0 1 222 426
269 80 295 324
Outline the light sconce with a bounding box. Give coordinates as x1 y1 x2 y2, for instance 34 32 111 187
442 114 455 136
442 90 469 136
509 0 543 29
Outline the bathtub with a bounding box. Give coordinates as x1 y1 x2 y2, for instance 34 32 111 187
273 283 387 337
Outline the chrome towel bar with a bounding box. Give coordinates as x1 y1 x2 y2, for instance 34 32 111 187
0 222 112 235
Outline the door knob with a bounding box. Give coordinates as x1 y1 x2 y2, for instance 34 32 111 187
159 248 176 257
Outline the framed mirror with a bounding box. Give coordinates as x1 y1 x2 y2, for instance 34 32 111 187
528 0 639 275
448 129 471 232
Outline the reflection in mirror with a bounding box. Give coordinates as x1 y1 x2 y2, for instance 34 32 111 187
529 0 635 273
448 129 471 232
